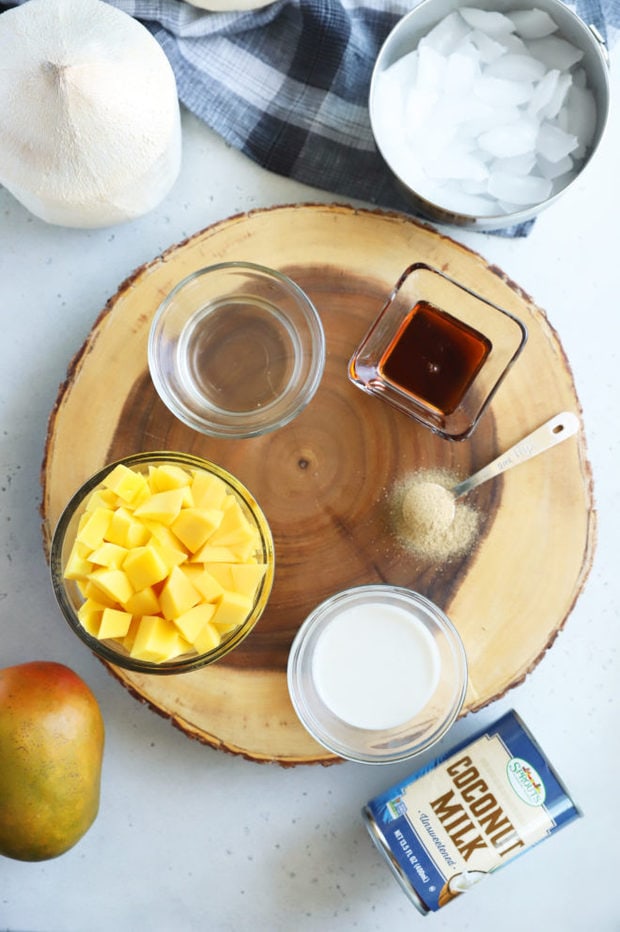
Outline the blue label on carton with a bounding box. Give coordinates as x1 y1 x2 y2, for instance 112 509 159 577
364 711 580 913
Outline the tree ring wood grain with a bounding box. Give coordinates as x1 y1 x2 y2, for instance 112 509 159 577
40 204 596 766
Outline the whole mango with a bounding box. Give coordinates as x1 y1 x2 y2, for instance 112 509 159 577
0 661 105 861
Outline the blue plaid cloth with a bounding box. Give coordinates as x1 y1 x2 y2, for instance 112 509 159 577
1 0 616 235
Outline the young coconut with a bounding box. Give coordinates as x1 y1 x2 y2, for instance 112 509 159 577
0 0 182 228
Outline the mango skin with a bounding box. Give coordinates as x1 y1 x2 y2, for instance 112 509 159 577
0 661 105 861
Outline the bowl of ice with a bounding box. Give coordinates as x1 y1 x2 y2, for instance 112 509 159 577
370 0 610 229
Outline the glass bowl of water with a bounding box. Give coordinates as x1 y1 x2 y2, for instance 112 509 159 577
369 0 610 230
148 262 326 438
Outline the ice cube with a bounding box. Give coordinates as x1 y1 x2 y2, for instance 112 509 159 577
537 153 573 179
539 73 572 119
416 120 461 165
435 185 501 216
563 84 597 150
474 73 534 107
500 33 528 54
425 145 490 182
495 199 521 214
537 122 579 161
403 85 440 132
416 43 448 91
461 178 490 194
422 10 471 55
459 7 516 36
507 9 558 39
487 171 552 205
478 118 538 157
468 29 507 63
383 50 419 92
400 162 431 194
528 69 560 114
526 36 584 71
492 152 537 176
485 52 547 83
444 50 481 95
463 103 522 136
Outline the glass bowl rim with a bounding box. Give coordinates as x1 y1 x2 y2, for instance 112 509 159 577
147 260 327 439
287 583 468 764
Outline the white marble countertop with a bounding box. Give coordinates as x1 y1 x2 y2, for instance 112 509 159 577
1 46 618 932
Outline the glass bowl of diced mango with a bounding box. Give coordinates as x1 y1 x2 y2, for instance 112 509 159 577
50 452 275 674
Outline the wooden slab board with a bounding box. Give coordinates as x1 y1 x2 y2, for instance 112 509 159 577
40 204 596 766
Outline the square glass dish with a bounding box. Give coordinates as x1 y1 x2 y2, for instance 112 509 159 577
348 263 527 440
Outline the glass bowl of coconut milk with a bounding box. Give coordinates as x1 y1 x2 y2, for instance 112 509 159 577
287 584 467 764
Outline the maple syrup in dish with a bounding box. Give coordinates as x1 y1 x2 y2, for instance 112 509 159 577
348 262 527 439
379 300 491 415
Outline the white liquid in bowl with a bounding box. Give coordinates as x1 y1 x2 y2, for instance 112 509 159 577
311 602 441 730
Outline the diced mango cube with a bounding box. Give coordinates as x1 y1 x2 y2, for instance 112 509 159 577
147 464 192 492
232 563 267 599
159 565 201 620
208 500 248 538
182 565 225 602
98 607 133 639
123 616 141 652
80 579 119 609
170 507 224 553
75 578 90 598
173 602 216 643
88 542 128 568
76 507 114 550
192 620 222 654
206 503 259 558
202 563 235 590
191 544 239 564
133 488 186 525
142 524 188 569
229 539 260 562
122 544 170 591
190 470 228 509
64 543 93 580
207 563 266 600
88 567 134 605
211 590 252 632
130 615 183 662
166 634 194 660
77 599 104 636
103 463 150 504
83 488 118 512
124 586 160 616
105 507 150 548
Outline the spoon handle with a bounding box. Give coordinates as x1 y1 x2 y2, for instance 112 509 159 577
452 411 580 499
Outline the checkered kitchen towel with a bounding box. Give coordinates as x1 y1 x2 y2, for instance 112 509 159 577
2 0 617 235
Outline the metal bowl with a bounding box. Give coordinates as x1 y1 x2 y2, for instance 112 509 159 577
369 0 610 230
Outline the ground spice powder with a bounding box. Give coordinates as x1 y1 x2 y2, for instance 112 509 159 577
394 468 479 560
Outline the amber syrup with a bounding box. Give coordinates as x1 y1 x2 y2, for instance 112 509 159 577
379 300 491 415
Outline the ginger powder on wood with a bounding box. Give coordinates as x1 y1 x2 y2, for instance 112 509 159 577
395 469 479 560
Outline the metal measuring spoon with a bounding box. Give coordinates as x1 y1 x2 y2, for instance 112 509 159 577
450 411 580 499
401 412 580 538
